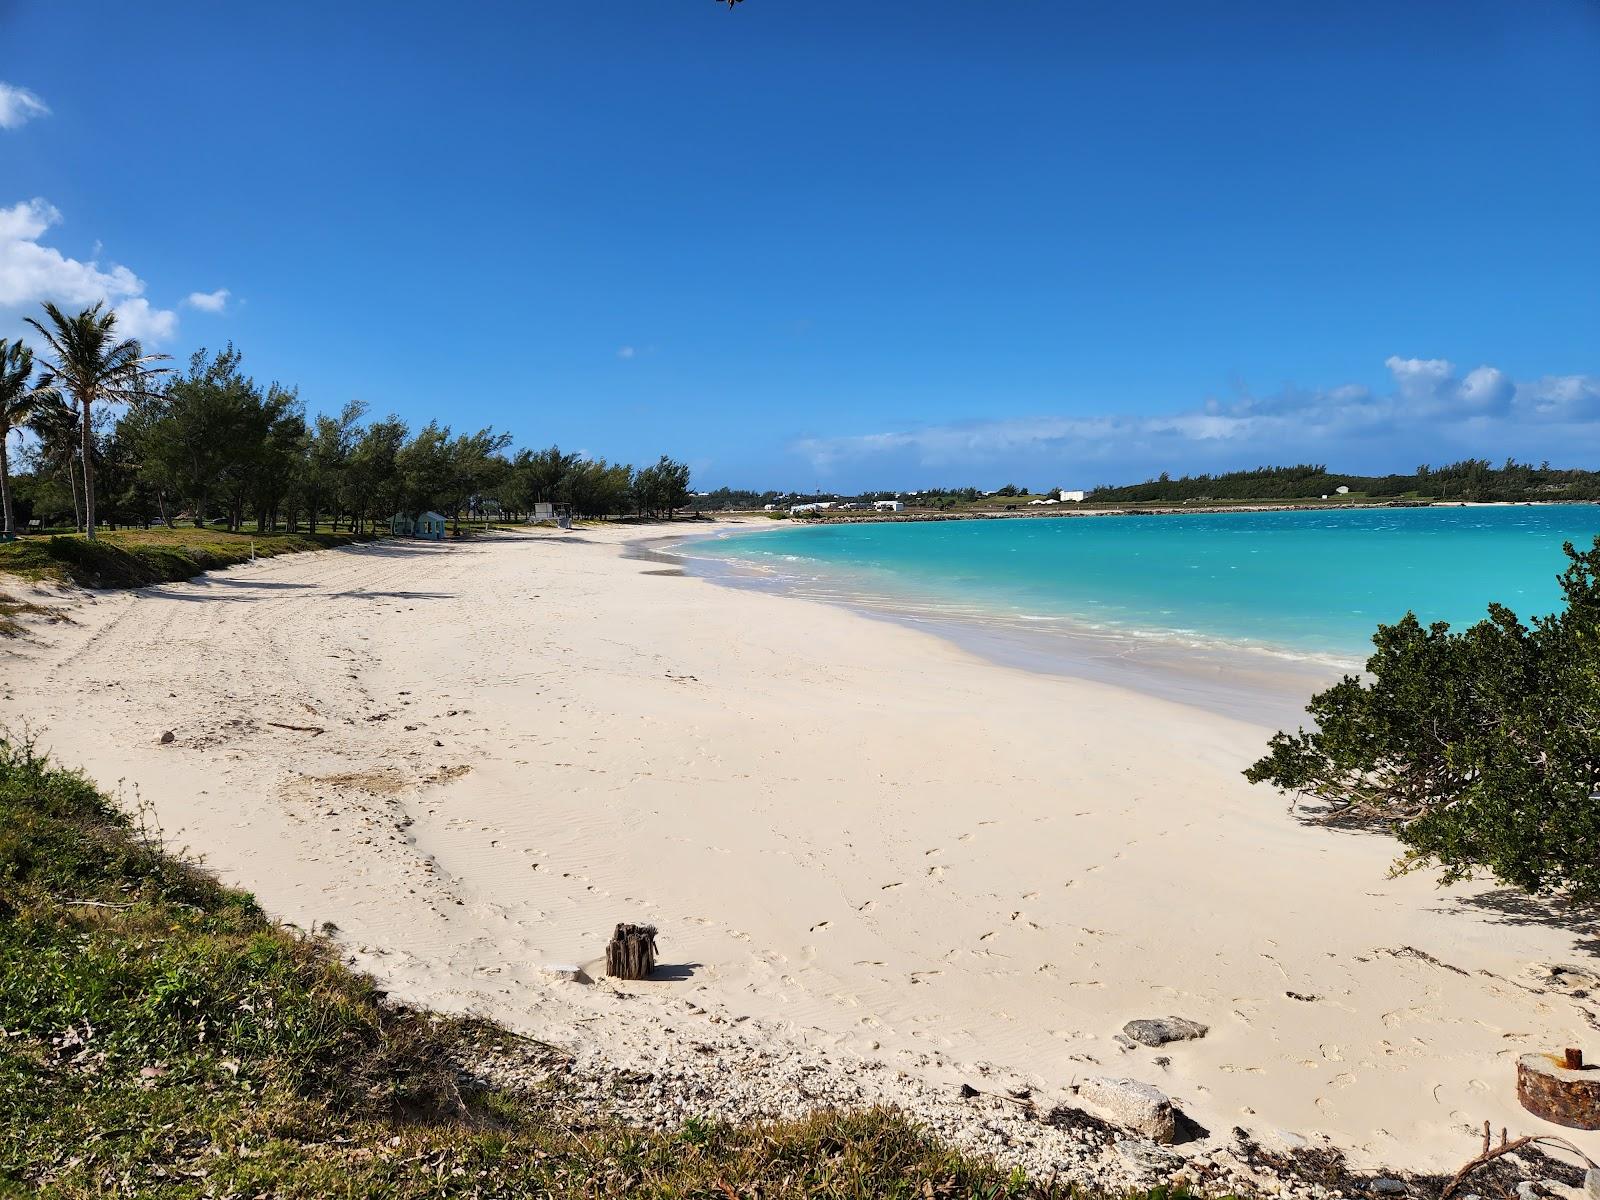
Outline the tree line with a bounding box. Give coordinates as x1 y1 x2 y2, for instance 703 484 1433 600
1088 460 1600 504
1 304 691 539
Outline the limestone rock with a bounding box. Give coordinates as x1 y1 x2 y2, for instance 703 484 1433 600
1122 1016 1209 1047
1077 1075 1178 1143
1114 1137 1182 1173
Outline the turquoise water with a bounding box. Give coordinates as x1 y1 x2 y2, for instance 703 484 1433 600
693 506 1600 662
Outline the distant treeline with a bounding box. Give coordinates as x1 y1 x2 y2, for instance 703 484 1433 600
6 335 691 535
1087 461 1600 504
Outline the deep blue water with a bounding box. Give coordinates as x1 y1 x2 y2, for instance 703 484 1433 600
693 506 1600 661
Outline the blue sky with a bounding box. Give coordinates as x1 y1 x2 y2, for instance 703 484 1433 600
2 0 1597 491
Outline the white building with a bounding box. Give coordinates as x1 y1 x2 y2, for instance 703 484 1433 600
873 499 903 512
1059 489 1087 503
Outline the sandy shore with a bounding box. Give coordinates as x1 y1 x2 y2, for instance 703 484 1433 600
2 524 1597 1177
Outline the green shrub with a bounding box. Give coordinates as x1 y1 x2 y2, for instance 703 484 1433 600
1247 537 1600 900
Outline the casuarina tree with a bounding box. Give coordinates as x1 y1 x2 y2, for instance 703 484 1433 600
0 338 61 538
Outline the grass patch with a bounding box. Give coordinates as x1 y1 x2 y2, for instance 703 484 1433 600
0 738 1160 1198
0 527 371 590
0 590 66 637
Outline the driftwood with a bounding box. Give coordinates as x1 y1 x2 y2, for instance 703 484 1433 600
1439 1125 1596 1200
267 722 326 736
605 923 658 980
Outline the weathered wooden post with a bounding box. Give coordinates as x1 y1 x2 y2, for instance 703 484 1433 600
605 923 658 980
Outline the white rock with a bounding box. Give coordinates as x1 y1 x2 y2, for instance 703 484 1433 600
541 962 587 982
1077 1076 1178 1143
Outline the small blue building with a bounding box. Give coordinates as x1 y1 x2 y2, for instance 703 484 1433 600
389 511 447 540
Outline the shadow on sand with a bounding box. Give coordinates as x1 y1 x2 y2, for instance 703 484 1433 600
1442 888 1600 956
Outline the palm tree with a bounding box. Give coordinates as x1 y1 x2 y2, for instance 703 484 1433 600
24 302 169 540
0 338 61 539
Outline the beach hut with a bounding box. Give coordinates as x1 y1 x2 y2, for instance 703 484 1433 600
532 501 555 521
389 512 415 536
415 511 447 540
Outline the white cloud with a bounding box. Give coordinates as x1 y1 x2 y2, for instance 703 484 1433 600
617 345 636 359
792 356 1600 474
1457 365 1514 415
1384 355 1455 403
0 83 49 131
184 288 230 313
112 298 179 342
0 197 179 343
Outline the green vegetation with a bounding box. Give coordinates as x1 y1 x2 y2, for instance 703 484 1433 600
1 337 60 540
1090 460 1600 505
24 302 170 541
4 308 695 539
0 738 1125 1198
0 525 368 590
1247 537 1600 902
0 592 62 638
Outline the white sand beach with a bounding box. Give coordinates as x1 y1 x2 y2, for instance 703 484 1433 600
2 525 1597 1174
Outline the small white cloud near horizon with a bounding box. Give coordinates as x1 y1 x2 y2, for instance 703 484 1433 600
0 196 180 344
0 83 49 131
184 288 230 313
617 345 637 359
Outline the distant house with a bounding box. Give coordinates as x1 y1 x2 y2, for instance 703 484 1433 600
873 499 903 512
789 502 830 515
1059 489 1087 503
416 511 447 540
532 501 555 521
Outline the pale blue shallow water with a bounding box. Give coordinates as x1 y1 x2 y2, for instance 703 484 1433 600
692 506 1600 663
